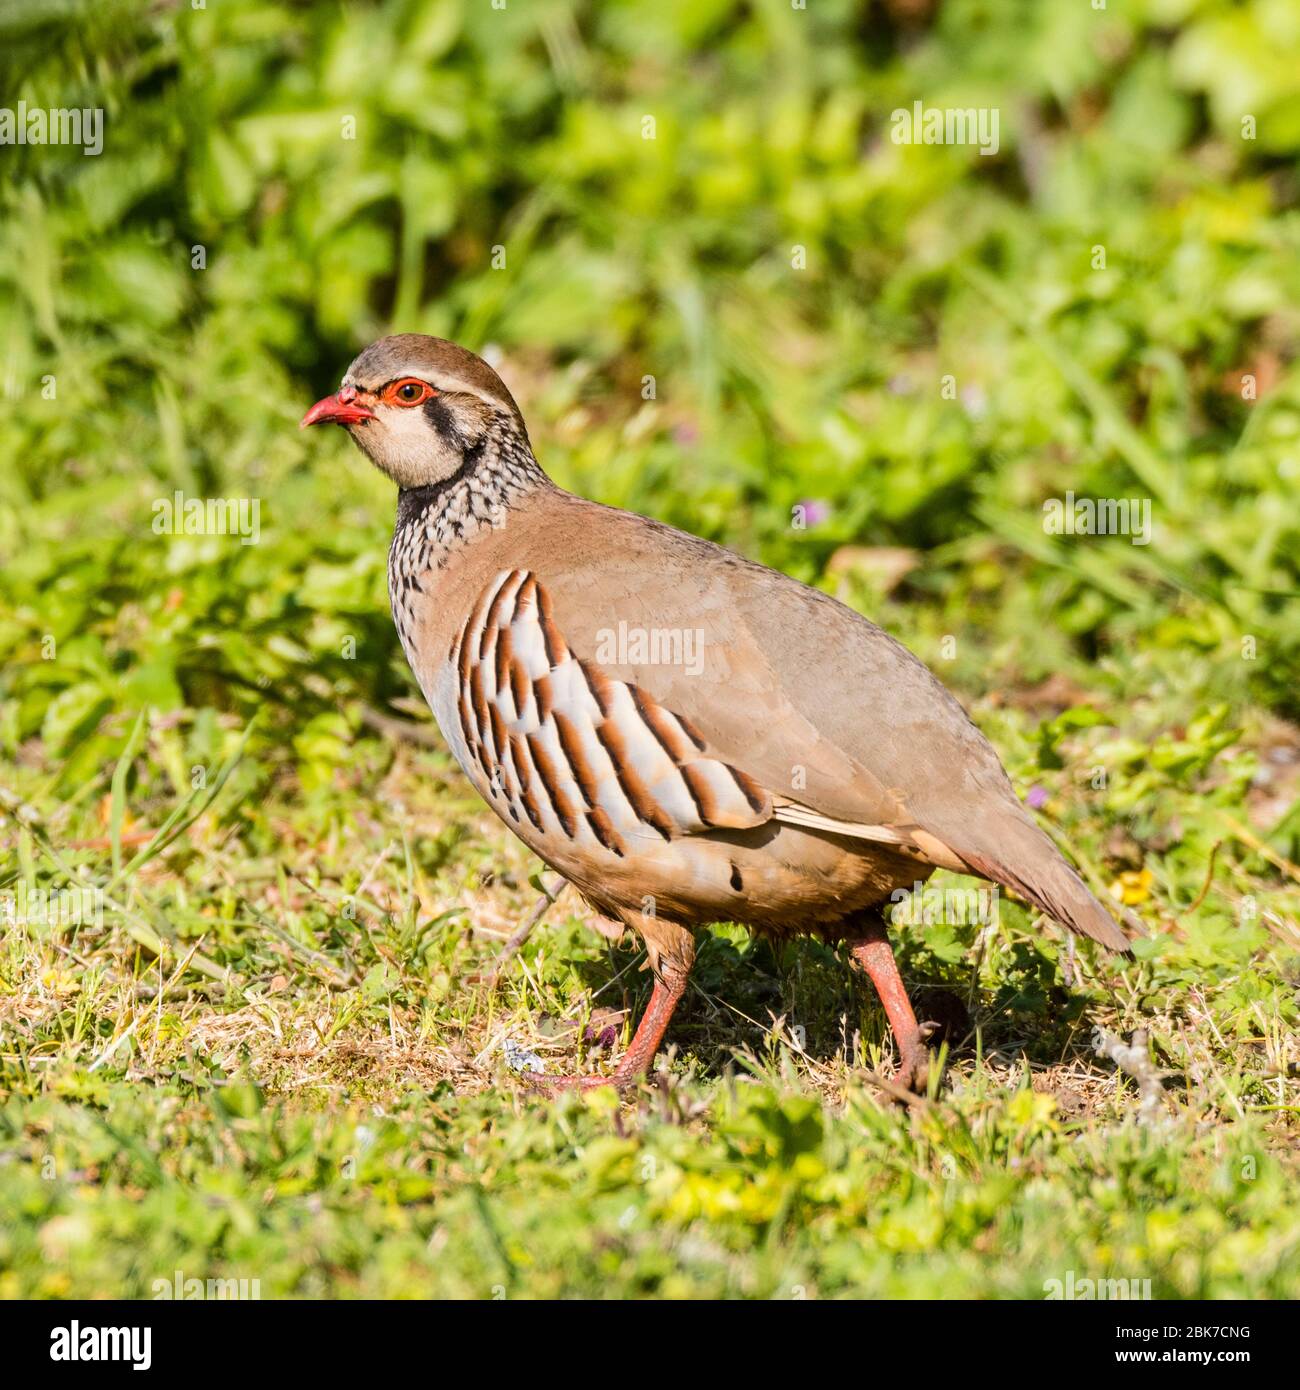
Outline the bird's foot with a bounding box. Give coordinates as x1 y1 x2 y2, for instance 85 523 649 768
517 1066 639 1096
515 961 689 1097
897 1021 938 1093
897 1045 930 1093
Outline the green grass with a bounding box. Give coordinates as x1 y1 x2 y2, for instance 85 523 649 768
2 669 1298 1298
2 0 1300 1299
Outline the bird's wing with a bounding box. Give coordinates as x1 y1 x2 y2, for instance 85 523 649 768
451 567 772 854
499 494 1130 950
450 563 937 864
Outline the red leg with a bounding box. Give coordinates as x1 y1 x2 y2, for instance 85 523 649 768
612 972 686 1076
521 967 689 1094
848 918 930 1091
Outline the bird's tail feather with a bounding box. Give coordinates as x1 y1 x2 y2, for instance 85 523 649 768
953 820 1133 954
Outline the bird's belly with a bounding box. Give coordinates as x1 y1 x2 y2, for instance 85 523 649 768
559 823 931 938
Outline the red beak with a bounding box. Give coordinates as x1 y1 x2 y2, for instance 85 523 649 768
300 391 376 429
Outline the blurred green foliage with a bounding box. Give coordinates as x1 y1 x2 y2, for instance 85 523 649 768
3 1072 1296 1298
2 0 1299 792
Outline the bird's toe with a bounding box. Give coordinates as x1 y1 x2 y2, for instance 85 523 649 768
899 1037 933 1093
517 1069 635 1096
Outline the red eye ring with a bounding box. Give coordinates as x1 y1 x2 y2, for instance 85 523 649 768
385 378 435 407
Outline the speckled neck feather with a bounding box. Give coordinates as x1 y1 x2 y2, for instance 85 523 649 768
387 415 548 651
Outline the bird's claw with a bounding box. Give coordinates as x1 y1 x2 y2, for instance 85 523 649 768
899 1032 936 1093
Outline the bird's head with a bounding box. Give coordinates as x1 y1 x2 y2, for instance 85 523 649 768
300 334 529 489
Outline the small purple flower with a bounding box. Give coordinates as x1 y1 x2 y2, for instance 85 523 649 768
796 499 831 528
584 1023 619 1049
1026 784 1049 810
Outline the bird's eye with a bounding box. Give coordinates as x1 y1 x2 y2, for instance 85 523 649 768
387 378 432 406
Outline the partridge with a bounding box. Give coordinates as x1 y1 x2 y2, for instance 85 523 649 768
302 334 1131 1092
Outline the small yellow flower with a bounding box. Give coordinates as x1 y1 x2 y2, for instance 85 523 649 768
39 966 81 996
1109 868 1153 906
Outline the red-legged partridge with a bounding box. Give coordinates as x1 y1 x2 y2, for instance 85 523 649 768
302 334 1131 1092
